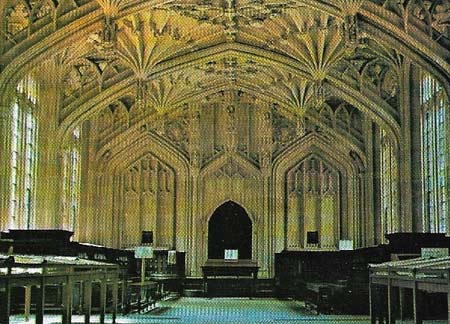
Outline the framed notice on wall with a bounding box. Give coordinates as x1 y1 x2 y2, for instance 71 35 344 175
224 249 238 260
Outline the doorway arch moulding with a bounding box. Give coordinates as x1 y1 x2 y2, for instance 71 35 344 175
190 152 267 277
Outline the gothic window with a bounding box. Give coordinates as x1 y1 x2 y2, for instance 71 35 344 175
421 72 449 233
9 102 20 228
380 129 398 235
23 110 36 228
9 77 38 229
63 128 82 231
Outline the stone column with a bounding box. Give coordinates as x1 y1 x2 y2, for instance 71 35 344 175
410 65 425 232
77 121 93 242
0 103 12 231
372 123 383 244
83 149 105 244
398 59 413 232
260 103 273 278
188 105 201 276
262 171 272 278
363 116 375 246
34 62 64 229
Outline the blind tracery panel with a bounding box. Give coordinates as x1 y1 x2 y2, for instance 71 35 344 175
119 155 175 248
380 129 399 236
286 157 340 250
62 128 81 232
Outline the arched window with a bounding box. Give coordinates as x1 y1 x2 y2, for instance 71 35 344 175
63 127 81 231
9 77 38 229
421 72 449 233
380 129 398 236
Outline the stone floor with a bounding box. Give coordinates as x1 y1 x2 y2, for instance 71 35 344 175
8 297 447 324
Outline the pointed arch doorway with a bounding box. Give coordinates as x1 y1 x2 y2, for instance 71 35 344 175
208 201 252 260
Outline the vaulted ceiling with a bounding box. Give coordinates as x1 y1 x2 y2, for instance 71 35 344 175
1 0 449 165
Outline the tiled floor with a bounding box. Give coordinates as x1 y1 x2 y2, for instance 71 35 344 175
8 297 446 324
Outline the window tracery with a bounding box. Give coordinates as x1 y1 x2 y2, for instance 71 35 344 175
9 76 38 229
421 72 449 233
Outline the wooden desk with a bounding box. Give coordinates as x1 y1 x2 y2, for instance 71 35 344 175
125 280 158 314
201 259 259 297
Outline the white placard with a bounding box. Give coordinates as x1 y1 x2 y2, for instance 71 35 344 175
421 248 449 259
135 246 154 259
224 249 238 260
339 240 354 251
168 250 177 265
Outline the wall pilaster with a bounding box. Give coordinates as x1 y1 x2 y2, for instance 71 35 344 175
363 116 375 245
410 65 424 232
0 103 12 231
33 65 63 229
398 59 413 232
372 123 382 243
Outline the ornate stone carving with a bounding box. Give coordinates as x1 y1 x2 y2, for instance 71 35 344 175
5 1 30 37
379 0 450 40
269 71 316 115
225 104 237 153
272 111 296 153
145 73 194 115
259 107 273 171
213 157 251 178
63 59 99 100
343 14 360 48
161 0 301 41
165 120 189 151
431 1 450 36
30 0 54 20
195 57 263 84
341 0 364 48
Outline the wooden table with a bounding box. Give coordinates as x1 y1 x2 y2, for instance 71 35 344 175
201 259 259 297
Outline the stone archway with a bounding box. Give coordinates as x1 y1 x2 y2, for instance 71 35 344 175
207 201 252 260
